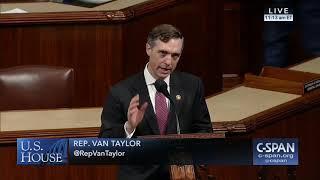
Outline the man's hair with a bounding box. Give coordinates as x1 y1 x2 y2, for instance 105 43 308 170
147 24 184 47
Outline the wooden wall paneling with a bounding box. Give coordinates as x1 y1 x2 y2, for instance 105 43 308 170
208 0 223 95
222 1 242 75
0 0 222 107
0 24 123 107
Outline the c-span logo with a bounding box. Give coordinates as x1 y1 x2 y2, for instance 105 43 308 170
264 7 293 22
253 139 298 165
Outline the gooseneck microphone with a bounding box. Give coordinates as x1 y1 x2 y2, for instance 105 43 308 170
154 79 181 134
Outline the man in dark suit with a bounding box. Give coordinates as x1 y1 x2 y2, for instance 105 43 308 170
264 0 320 67
99 24 213 180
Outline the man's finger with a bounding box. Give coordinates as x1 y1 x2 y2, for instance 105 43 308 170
139 102 148 112
128 102 139 111
129 108 138 116
129 94 139 106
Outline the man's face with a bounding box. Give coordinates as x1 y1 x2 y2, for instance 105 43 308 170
146 38 183 80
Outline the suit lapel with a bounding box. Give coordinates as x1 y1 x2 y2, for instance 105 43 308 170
166 72 184 134
131 73 160 135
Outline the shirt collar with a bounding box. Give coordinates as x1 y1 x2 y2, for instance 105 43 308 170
144 63 170 86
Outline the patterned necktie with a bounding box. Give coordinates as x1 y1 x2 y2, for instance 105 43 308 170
155 91 169 135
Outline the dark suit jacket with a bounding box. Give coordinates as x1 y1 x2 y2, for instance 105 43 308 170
99 71 213 180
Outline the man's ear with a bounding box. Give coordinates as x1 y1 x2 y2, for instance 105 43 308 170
146 43 151 56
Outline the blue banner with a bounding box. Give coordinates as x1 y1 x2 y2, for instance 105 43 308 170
68 138 251 165
17 138 298 166
17 138 68 165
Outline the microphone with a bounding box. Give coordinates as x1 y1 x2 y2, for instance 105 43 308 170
154 79 181 134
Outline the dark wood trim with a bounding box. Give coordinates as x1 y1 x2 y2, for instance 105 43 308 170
0 0 187 24
261 66 320 82
244 74 304 95
122 0 186 18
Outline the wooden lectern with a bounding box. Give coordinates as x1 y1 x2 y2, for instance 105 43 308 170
140 133 224 180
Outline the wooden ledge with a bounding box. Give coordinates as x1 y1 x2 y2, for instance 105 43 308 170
244 67 320 95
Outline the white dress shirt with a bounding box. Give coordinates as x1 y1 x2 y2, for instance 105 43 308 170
124 63 170 137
